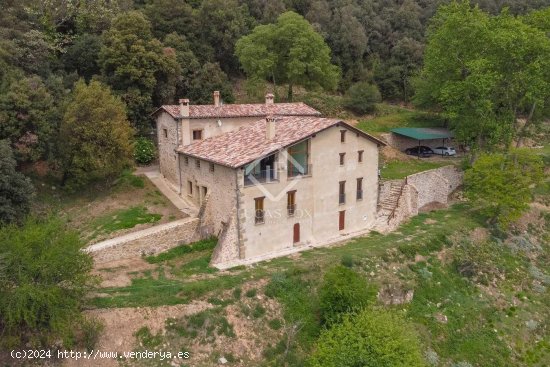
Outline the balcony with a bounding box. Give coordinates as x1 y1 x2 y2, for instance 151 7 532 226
255 209 265 224
287 204 296 216
244 168 278 186
339 193 346 205
287 163 312 178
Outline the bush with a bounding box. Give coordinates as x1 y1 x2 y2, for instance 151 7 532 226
343 82 381 115
308 309 426 367
0 217 95 348
134 137 156 165
318 266 376 326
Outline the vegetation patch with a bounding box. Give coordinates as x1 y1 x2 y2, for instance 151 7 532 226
380 160 448 180
91 206 161 234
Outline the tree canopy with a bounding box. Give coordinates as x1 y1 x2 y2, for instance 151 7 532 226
60 80 134 191
308 308 426 367
0 217 94 347
414 0 550 151
236 11 340 100
464 148 544 228
0 140 34 225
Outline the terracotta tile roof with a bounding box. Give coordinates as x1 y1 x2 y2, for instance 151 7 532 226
177 116 385 168
154 102 321 119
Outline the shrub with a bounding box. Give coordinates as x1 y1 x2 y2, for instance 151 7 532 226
0 217 95 348
308 309 426 367
134 137 156 165
318 266 376 326
343 82 381 115
340 254 353 268
245 288 257 298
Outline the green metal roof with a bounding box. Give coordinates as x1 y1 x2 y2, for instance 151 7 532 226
390 127 454 140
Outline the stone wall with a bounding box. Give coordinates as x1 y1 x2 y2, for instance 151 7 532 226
90 218 200 263
406 165 463 209
156 112 179 187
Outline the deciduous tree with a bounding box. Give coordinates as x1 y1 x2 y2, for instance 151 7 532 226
236 11 340 101
60 80 133 191
464 148 544 228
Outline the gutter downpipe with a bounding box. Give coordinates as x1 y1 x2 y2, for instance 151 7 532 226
234 169 243 259
177 119 182 194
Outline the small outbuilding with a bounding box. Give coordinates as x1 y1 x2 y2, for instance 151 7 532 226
388 127 454 151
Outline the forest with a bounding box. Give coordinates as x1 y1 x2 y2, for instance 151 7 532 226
1 0 549 137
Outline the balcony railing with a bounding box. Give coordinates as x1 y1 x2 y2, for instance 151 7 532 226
339 193 346 205
255 209 265 224
356 189 363 200
288 163 311 178
287 204 296 216
244 168 277 186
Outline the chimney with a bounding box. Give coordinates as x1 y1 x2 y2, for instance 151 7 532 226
265 93 274 105
266 115 276 140
179 98 189 117
213 91 220 107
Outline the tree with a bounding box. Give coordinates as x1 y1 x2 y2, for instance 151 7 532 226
235 11 340 101
464 148 544 228
414 1 550 153
198 0 254 75
0 217 95 347
318 265 377 326
343 82 382 115
308 308 426 367
63 33 102 81
99 11 179 131
0 140 34 225
188 62 235 105
0 76 57 162
60 80 133 191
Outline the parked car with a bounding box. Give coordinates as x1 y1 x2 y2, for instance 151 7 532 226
432 146 457 156
405 146 434 157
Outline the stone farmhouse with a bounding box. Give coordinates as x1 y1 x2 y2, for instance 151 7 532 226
152 92 386 267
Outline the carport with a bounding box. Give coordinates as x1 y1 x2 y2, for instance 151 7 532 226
390 128 454 157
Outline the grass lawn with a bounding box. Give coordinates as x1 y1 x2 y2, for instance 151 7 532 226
380 159 449 180
357 104 446 135
33 169 185 244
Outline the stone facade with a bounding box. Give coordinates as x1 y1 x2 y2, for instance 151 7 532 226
156 111 179 187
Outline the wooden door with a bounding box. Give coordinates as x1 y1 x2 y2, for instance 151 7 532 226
339 210 345 230
293 223 300 243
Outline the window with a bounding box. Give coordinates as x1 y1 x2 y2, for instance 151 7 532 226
187 181 193 195
339 181 346 205
358 150 364 163
209 163 215 172
255 197 265 224
340 130 346 142
287 140 310 177
195 159 200 169
163 128 168 138
192 129 203 140
356 178 363 201
287 190 296 216
184 156 189 165
339 210 345 230
339 153 346 166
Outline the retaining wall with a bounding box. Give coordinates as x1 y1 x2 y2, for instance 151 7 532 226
88 218 200 263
